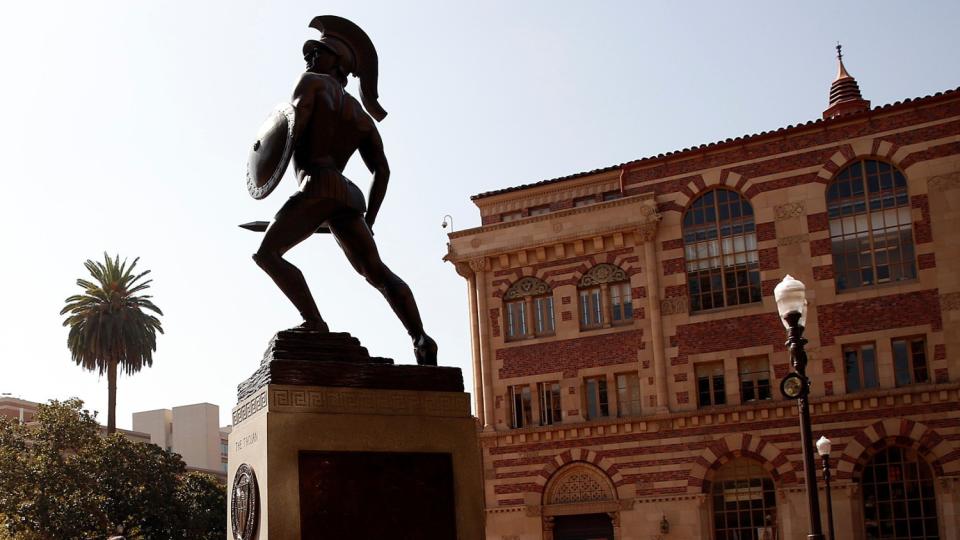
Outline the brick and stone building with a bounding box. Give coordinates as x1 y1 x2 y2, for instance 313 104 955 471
446 52 960 539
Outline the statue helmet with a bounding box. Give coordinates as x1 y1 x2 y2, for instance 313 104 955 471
302 15 387 122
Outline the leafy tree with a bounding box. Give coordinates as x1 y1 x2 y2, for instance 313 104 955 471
179 472 227 540
60 254 163 434
0 400 225 540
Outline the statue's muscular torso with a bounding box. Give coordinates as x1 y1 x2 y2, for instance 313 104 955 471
291 73 379 177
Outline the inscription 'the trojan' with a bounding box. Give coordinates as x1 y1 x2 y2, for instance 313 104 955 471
236 432 259 451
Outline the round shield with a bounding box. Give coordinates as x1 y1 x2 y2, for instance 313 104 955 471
246 103 296 200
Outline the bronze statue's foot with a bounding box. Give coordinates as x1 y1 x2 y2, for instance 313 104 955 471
413 334 438 366
292 319 329 333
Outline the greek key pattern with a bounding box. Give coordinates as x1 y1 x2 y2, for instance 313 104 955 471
270 386 470 418
232 391 268 425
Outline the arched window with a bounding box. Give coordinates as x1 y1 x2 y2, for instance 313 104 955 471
683 189 760 312
710 458 778 539
503 277 554 341
577 264 632 330
827 159 915 291
861 447 939 539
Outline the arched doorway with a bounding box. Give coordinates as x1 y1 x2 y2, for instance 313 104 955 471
543 462 619 540
709 457 779 540
860 447 939 539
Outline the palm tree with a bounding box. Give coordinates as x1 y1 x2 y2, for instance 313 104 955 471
61 254 163 434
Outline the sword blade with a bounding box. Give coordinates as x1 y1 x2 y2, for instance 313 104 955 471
239 221 330 234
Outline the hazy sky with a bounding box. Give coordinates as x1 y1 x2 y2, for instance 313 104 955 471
1 1 957 429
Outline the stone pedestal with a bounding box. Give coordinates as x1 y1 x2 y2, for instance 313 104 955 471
227 329 484 540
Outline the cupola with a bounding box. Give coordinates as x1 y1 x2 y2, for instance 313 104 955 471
822 43 871 119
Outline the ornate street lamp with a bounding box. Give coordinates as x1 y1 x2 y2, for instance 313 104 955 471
774 275 824 540
817 436 836 540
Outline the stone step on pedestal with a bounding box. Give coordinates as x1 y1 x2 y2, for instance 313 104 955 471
237 328 462 401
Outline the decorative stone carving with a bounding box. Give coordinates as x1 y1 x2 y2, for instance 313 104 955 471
453 262 472 278
468 257 490 273
660 296 689 316
774 202 805 220
636 222 658 242
504 277 551 300
777 233 810 247
928 172 960 192
579 264 628 287
552 472 612 504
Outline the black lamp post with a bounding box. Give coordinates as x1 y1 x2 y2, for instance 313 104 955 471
817 436 836 540
775 275 824 540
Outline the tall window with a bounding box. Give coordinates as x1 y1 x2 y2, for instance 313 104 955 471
538 382 562 426
696 362 726 408
828 159 916 292
505 299 527 340
683 189 761 312
844 342 879 392
584 377 609 420
739 356 771 403
509 385 533 428
534 295 555 335
610 282 633 324
578 264 632 330
711 458 778 540
616 373 642 417
861 447 939 539
503 277 554 341
893 337 929 387
579 286 603 329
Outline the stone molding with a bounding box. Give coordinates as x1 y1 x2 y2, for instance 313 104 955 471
476 175 621 217
232 385 470 425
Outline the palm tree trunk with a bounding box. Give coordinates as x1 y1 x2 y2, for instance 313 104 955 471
107 356 117 434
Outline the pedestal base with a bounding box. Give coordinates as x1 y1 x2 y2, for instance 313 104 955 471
227 331 483 540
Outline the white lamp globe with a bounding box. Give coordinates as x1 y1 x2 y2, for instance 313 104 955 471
816 435 832 457
773 274 807 329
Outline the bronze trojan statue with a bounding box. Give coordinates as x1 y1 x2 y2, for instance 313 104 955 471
245 16 437 366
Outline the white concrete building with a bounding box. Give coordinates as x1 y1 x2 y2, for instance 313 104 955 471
133 402 230 476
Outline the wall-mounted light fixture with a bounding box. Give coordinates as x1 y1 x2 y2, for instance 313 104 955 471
660 514 670 534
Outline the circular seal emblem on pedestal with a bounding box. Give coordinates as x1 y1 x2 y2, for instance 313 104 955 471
231 463 260 540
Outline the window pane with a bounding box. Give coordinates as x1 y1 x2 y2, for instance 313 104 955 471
862 344 878 389
845 349 862 392
893 339 911 386
586 379 598 419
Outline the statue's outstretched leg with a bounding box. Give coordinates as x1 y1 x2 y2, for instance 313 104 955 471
329 214 438 365
253 193 333 332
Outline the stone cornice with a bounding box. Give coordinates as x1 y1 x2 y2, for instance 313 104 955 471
446 194 660 265
477 382 960 445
